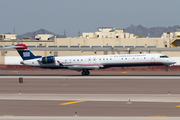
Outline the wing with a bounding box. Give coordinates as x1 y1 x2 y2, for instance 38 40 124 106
67 65 104 71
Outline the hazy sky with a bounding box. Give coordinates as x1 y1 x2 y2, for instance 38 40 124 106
1 0 180 37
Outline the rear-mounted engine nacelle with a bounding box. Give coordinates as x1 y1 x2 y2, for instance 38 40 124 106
38 56 55 64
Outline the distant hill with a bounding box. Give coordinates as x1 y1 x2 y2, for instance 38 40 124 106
18 29 64 39
125 25 180 37
4 25 180 39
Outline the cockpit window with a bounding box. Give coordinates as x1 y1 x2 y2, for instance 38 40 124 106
160 55 168 58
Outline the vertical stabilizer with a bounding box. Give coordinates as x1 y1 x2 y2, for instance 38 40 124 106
14 44 41 60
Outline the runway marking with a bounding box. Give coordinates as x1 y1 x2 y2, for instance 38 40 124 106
60 100 85 105
150 116 166 117
4 115 13 117
122 72 127 73
176 105 180 107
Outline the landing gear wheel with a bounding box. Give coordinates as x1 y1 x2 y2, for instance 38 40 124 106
82 71 86 76
81 70 90 76
85 71 90 75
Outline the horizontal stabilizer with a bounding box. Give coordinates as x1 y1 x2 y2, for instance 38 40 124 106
5 46 25 49
5 44 28 50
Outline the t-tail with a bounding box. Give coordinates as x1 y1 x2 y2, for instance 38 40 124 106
12 44 42 60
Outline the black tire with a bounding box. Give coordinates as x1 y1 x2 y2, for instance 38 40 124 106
85 71 90 75
82 71 86 75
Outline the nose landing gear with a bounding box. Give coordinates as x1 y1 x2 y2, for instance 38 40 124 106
81 70 90 76
165 65 168 72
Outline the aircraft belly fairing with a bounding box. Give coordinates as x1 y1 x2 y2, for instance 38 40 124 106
67 65 104 71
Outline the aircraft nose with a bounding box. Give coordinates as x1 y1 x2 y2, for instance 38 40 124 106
169 59 176 66
172 61 176 64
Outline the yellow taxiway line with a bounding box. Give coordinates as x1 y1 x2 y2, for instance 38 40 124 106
176 105 180 107
60 100 85 105
4 115 13 117
122 72 127 73
150 116 166 117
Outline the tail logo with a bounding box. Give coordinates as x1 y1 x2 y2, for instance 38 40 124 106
23 52 30 57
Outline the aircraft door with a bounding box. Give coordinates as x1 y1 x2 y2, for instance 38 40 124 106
151 56 155 63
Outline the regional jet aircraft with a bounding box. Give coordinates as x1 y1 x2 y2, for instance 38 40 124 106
7 44 176 75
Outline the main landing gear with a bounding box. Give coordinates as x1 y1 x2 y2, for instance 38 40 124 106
165 65 168 72
81 70 90 76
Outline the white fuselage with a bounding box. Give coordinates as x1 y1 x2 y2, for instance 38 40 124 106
22 53 176 70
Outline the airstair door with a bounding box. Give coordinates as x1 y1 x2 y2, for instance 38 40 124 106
151 57 155 64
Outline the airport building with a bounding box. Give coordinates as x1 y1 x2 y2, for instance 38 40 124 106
1 27 180 65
